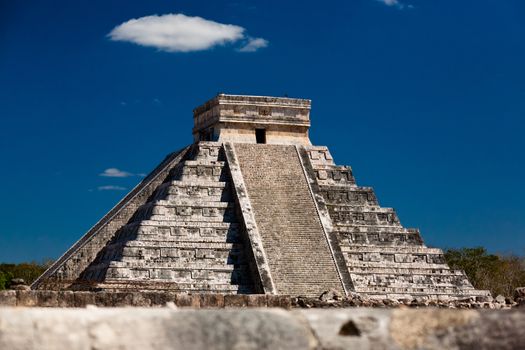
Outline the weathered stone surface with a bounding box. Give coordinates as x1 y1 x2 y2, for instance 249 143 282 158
495 295 506 304
1 308 523 350
297 308 393 349
319 289 342 302
224 294 247 308
0 308 315 350
0 291 16 307
200 293 225 308
390 308 525 350
15 291 38 307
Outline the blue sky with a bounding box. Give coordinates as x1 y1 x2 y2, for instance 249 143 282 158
1 0 524 262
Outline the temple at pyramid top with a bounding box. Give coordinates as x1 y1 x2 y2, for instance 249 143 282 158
193 94 312 145
33 94 489 301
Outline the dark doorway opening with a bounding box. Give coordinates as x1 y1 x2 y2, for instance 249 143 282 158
255 129 266 144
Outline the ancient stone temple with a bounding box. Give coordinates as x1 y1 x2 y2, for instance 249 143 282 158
32 94 488 300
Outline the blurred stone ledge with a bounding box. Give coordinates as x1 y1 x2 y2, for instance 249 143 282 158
0 307 524 350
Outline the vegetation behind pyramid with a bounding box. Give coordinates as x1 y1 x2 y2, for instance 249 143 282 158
33 94 488 300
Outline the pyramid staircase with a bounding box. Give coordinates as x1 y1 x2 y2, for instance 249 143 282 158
76 142 255 293
303 145 488 299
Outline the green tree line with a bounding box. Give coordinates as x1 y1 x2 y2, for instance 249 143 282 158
444 247 525 297
0 260 53 290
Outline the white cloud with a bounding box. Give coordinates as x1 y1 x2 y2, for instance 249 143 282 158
238 37 269 52
108 13 267 53
98 185 127 191
376 0 412 9
99 168 134 178
379 0 400 5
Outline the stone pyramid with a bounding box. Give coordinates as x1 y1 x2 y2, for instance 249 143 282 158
33 94 488 300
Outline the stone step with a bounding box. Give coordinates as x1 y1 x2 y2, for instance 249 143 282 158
108 261 249 271
98 281 253 293
328 205 401 226
304 146 335 166
311 164 356 185
117 255 250 267
105 266 252 284
134 235 242 244
122 241 242 249
131 202 238 223
164 180 229 187
334 224 411 231
182 160 226 167
155 198 234 206
341 245 443 255
192 142 224 161
351 270 467 285
99 242 246 262
334 225 418 234
127 221 239 229
146 216 237 223
111 221 240 243
347 266 462 275
336 230 424 246
169 160 229 182
328 204 395 212
354 281 472 290
153 181 231 202
346 261 450 270
319 185 378 206
355 285 480 296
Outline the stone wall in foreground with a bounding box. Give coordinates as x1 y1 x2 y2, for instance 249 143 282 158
0 307 524 350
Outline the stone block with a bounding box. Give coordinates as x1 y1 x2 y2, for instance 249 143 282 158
173 294 188 307
176 294 200 307
36 290 59 307
16 290 38 306
279 295 292 309
200 293 225 308
224 295 247 307
74 291 97 307
267 295 280 307
131 292 153 307
267 295 291 309
142 292 171 306
245 294 267 307
111 292 135 307
188 294 201 308
0 290 17 306
57 291 75 307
